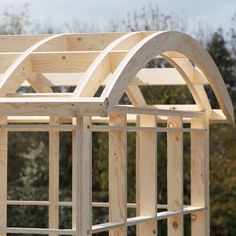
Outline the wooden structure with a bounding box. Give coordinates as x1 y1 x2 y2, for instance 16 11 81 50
0 31 234 236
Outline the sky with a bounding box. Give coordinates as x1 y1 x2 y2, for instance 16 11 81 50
0 0 236 32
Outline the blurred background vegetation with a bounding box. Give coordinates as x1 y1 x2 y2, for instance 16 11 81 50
2 3 236 236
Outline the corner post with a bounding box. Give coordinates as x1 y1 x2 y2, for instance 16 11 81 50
191 115 210 236
72 116 92 236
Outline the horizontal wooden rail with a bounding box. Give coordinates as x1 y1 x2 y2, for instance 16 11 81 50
7 201 203 212
5 109 227 124
1 124 74 132
91 125 205 133
15 67 208 88
0 124 204 132
92 206 205 234
0 97 107 116
0 228 75 235
7 200 168 209
111 105 204 118
2 204 204 234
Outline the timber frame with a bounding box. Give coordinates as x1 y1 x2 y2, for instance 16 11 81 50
0 31 234 236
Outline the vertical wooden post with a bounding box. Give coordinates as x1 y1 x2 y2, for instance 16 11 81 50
109 113 127 236
0 117 7 236
72 116 92 236
167 117 183 236
49 117 59 235
72 117 77 236
136 115 157 236
191 116 209 236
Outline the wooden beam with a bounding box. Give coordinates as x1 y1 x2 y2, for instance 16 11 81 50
111 105 204 118
31 52 99 73
136 115 157 236
49 117 60 236
67 33 126 51
109 114 127 236
191 116 210 236
134 68 208 86
0 117 7 236
0 35 50 52
0 227 75 235
167 117 183 236
0 97 106 117
72 117 92 236
3 107 226 124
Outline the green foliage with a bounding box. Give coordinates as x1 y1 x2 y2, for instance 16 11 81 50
207 29 236 109
210 124 236 236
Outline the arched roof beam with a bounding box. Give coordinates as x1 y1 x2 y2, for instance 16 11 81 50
101 31 234 123
0 34 68 96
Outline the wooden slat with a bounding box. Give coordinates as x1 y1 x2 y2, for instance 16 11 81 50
0 117 7 236
4 108 226 124
0 35 50 52
136 115 157 235
191 116 209 236
134 68 208 86
18 67 208 87
49 117 60 236
92 206 205 234
68 33 126 51
111 105 204 118
31 52 99 73
7 200 50 206
0 228 75 235
109 114 127 236
72 118 78 236
167 117 183 236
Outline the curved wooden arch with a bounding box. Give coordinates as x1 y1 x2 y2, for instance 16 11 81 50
71 30 213 121
101 31 234 123
0 33 68 95
0 31 232 122
162 55 211 112
73 32 143 97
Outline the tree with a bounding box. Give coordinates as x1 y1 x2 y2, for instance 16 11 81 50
0 3 33 35
207 29 236 236
207 29 236 109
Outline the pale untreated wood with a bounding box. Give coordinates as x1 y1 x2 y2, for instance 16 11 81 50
167 117 183 236
109 113 127 236
101 31 234 123
191 116 210 236
0 117 7 236
72 117 92 236
49 117 60 236
136 115 157 236
0 31 233 236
